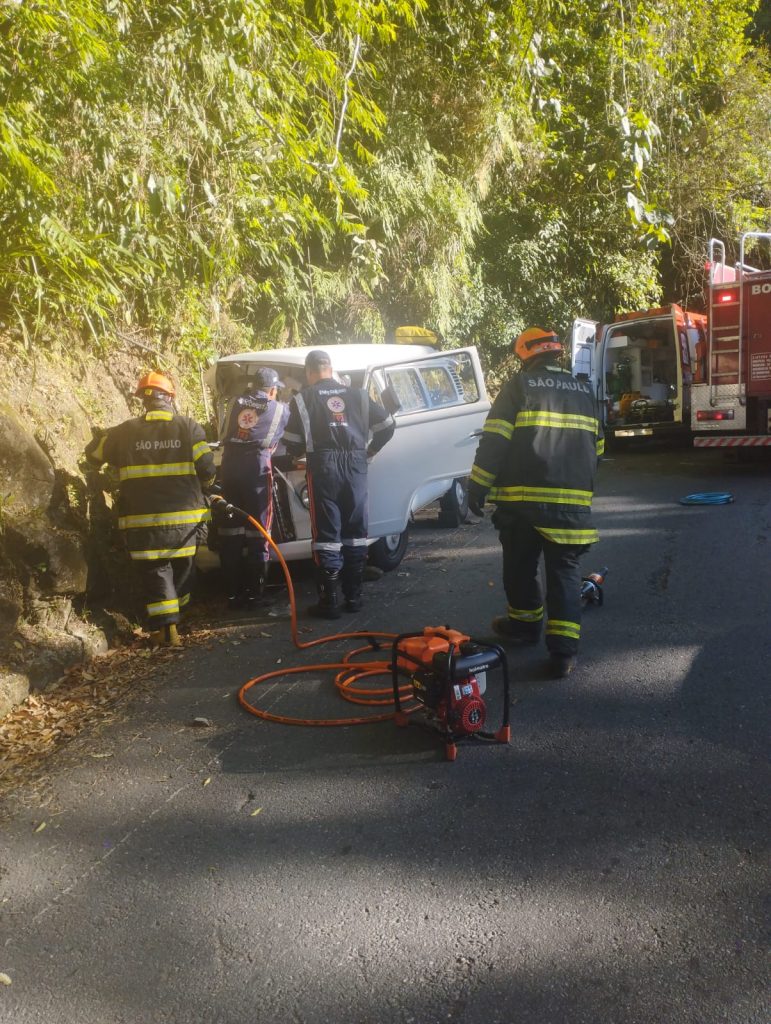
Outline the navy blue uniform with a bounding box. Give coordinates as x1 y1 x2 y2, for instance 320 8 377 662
219 390 289 601
283 379 394 598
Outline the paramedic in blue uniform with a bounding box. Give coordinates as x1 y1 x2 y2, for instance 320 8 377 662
219 367 289 608
468 328 604 678
283 349 395 618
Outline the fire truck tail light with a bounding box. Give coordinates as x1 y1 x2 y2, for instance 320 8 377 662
697 409 735 422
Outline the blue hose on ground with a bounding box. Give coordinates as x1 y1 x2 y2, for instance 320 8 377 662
679 492 734 506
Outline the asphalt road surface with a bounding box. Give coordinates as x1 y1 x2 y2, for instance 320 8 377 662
2 444 770 1024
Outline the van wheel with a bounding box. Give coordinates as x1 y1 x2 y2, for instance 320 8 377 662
438 477 469 527
368 529 409 572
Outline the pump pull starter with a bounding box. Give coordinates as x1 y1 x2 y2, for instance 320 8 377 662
392 627 510 761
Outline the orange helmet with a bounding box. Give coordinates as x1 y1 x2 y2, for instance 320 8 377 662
513 327 563 362
135 371 176 397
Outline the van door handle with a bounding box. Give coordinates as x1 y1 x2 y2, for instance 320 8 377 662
469 429 483 438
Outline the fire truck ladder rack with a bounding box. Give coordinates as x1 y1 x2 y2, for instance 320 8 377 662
708 233 771 410
707 238 743 407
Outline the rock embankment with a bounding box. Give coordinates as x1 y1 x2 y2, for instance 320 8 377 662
0 340 196 717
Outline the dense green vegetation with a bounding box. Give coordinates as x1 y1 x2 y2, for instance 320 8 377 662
1 0 769 379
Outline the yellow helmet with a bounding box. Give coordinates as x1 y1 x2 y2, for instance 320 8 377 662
513 327 562 362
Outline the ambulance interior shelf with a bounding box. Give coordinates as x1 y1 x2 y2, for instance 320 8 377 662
604 327 678 425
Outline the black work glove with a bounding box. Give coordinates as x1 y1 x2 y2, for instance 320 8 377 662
468 482 487 518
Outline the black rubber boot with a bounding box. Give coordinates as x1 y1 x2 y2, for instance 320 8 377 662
341 563 364 613
548 653 577 678
245 569 266 608
308 568 342 620
491 616 540 645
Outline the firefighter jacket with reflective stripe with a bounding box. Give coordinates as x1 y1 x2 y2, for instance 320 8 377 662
221 391 289 475
283 380 395 457
470 364 603 543
85 410 216 560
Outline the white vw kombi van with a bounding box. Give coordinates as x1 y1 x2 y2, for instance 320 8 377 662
201 343 490 571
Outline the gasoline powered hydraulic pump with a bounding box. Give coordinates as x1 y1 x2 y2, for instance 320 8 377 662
391 627 510 761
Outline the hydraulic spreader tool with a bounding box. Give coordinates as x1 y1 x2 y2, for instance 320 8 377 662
580 566 608 606
210 496 511 761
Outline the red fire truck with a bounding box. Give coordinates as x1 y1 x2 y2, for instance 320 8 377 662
571 231 771 446
689 232 771 447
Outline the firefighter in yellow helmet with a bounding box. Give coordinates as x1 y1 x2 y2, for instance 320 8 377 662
468 328 604 678
85 372 216 646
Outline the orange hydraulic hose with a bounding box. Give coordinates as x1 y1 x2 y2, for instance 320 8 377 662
210 496 416 727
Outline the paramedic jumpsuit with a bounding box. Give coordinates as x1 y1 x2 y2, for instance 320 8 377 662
283 378 395 607
219 389 289 602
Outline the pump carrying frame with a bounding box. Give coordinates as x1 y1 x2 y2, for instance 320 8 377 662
391 629 511 761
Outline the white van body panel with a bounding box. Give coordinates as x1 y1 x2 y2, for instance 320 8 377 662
365 348 490 535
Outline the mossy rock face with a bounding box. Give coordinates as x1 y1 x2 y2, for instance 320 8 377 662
0 568 23 641
0 670 28 719
0 404 55 519
8 518 89 596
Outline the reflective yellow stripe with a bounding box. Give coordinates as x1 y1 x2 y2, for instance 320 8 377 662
91 435 107 462
119 462 196 481
515 411 599 432
118 508 211 530
596 438 605 455
145 411 173 421
147 598 180 617
507 605 544 622
483 418 514 440
470 465 496 487
546 619 581 639
535 527 599 545
488 485 593 506
179 592 191 608
129 545 197 560
192 441 211 462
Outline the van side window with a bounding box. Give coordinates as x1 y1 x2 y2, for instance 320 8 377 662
385 367 428 412
420 365 458 407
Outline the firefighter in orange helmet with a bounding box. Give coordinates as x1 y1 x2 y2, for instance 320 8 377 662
85 371 216 646
468 328 604 678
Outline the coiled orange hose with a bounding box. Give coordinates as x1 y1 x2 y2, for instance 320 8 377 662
210 496 417 727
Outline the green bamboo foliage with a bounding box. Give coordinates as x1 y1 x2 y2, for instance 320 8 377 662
0 0 767 369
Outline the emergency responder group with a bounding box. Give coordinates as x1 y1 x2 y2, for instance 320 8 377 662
86 327 601 678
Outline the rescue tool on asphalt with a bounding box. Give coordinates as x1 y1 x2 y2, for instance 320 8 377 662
580 567 608 606
210 496 511 762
